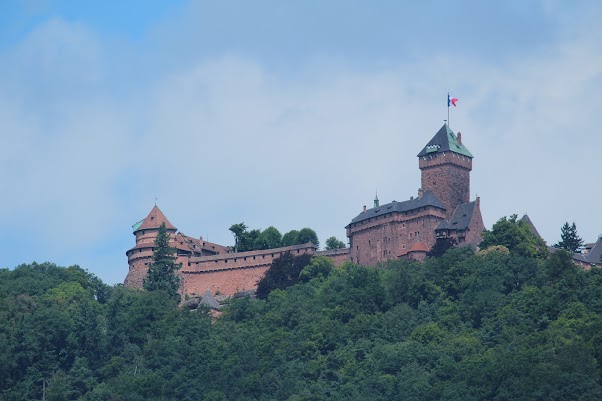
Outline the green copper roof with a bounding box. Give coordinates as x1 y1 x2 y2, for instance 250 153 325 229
132 220 143 232
417 124 473 158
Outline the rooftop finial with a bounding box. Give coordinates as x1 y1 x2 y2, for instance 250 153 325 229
154 197 158 206
374 190 379 208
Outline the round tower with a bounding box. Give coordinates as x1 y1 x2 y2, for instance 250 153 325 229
125 205 178 288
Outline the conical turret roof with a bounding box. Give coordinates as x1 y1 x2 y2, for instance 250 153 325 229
417 124 473 158
136 205 177 232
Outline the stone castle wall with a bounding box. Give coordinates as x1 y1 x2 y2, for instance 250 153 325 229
315 248 351 265
420 153 471 220
465 199 485 246
180 243 318 296
347 206 446 265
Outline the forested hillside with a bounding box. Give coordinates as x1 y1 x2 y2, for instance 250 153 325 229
2 247 602 400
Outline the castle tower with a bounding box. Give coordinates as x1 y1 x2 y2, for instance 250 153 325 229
124 205 178 288
417 124 473 220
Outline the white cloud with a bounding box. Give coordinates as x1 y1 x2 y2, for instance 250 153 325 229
1 8 601 283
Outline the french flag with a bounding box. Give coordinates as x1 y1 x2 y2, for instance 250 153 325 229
448 94 458 107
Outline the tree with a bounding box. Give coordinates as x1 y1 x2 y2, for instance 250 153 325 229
230 223 282 251
300 256 335 282
256 253 313 299
281 230 299 247
325 236 346 250
427 237 457 258
254 226 283 250
297 228 319 248
553 222 584 253
479 214 548 259
229 223 248 252
143 223 182 302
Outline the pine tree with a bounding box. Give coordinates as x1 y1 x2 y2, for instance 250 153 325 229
143 222 182 302
553 222 584 253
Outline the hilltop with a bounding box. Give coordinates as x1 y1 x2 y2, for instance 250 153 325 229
2 242 602 400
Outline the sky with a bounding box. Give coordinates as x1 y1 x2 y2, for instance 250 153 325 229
1 0 601 284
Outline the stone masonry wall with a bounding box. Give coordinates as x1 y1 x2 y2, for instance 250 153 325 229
466 199 485 247
182 265 271 296
315 248 351 265
348 206 446 265
126 240 350 297
420 153 471 220
180 243 317 296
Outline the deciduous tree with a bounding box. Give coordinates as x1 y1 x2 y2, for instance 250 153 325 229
254 226 282 250
479 214 548 259
427 237 457 258
297 228 319 248
325 236 346 250
256 252 312 299
281 230 299 247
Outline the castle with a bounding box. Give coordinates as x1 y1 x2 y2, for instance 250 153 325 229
346 123 484 264
125 123 485 297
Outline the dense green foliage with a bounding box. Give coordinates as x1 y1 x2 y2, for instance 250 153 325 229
143 222 181 303
3 246 602 400
554 222 585 253
255 252 313 299
230 223 319 251
325 237 346 250
427 237 457 258
480 214 548 258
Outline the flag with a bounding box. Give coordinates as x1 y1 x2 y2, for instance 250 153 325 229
448 94 458 107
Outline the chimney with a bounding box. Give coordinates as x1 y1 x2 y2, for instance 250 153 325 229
418 188 424 198
457 132 462 145
363 205 367 212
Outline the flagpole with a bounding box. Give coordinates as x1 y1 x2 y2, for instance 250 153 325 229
447 92 450 127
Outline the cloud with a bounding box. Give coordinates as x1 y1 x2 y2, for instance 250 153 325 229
1 6 601 283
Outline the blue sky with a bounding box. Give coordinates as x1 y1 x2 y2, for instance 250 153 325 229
1 0 601 284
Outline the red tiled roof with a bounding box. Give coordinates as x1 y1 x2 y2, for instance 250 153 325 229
409 242 429 253
137 206 177 231
398 242 429 257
